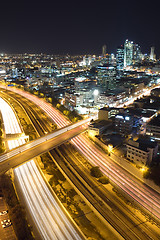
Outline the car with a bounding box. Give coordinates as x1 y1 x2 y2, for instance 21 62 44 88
1 219 11 224
2 222 12 228
0 210 8 216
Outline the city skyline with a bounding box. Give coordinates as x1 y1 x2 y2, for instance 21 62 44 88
0 0 159 56
0 34 160 239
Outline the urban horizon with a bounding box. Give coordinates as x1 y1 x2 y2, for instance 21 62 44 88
0 40 158 57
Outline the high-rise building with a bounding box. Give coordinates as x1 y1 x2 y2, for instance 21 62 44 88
133 43 142 62
81 55 92 66
116 45 124 70
150 46 155 60
124 39 134 67
97 64 116 90
102 45 107 56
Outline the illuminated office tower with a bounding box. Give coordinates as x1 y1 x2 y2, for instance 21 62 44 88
102 45 106 56
116 45 124 70
124 39 134 67
133 43 142 62
150 46 155 60
97 64 116 90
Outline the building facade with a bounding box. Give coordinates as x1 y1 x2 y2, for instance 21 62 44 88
98 107 120 120
97 65 116 90
116 46 124 70
126 139 158 166
146 116 160 141
124 39 134 67
115 113 134 134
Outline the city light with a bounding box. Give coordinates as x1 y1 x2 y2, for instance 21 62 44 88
140 166 149 173
0 34 160 239
93 89 99 96
108 144 113 153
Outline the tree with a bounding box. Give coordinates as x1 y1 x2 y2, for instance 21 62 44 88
99 176 109 184
63 110 70 116
90 166 103 178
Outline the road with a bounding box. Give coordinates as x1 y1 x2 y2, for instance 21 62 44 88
2 89 160 240
11 87 159 220
50 145 160 240
1 87 160 229
0 120 89 174
0 96 86 240
73 135 160 220
14 160 85 240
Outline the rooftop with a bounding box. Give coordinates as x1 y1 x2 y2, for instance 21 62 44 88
137 138 158 150
128 137 158 151
100 107 120 111
148 115 160 127
125 108 156 118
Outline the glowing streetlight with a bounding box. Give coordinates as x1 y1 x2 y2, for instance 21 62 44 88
140 166 148 173
93 89 99 105
108 144 113 154
93 89 99 96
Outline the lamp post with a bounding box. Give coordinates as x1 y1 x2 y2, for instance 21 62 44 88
108 144 113 156
93 89 99 104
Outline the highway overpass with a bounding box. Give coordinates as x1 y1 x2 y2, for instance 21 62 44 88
0 119 89 174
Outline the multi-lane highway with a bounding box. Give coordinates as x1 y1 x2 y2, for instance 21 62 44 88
2 88 158 239
0 96 86 240
50 144 160 240
4 87 160 220
1 89 160 239
0 122 88 174
1 86 160 237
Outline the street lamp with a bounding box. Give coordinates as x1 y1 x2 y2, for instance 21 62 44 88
140 166 148 173
93 89 99 105
108 144 113 156
93 89 99 96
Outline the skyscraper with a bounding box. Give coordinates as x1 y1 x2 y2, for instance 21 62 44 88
150 46 155 60
133 43 142 62
97 64 116 90
124 39 133 67
102 45 106 56
116 45 124 70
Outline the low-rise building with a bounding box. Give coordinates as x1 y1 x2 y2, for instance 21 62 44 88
98 107 120 120
146 115 160 141
65 91 83 110
126 138 158 166
115 113 134 134
88 120 112 136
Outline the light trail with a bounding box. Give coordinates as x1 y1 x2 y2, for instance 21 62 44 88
0 95 84 240
5 86 160 222
0 118 91 163
72 136 160 219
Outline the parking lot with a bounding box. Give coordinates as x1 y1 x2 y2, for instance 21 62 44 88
0 191 16 240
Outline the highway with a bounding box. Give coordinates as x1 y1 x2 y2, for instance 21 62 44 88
0 119 89 174
0 96 86 240
3 86 160 224
50 145 160 240
1 89 160 239
14 160 84 240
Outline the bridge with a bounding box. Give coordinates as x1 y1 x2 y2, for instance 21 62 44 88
0 118 90 175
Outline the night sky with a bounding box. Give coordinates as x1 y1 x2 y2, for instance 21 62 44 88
0 0 159 56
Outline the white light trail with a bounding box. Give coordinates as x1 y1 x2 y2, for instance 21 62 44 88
0 95 83 240
5 86 160 221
